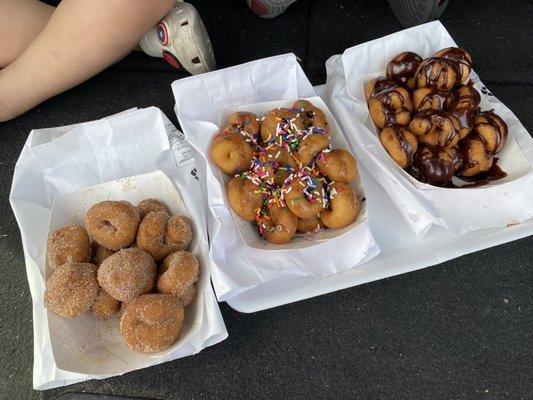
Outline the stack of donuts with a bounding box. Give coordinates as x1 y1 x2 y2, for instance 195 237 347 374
210 99 361 245
366 47 509 187
44 198 199 353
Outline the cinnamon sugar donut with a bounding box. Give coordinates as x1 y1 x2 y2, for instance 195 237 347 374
86 201 140 251
91 287 120 318
97 248 156 302
157 251 200 306
138 198 169 219
44 262 99 318
47 225 91 271
136 211 193 260
91 242 115 267
120 294 184 353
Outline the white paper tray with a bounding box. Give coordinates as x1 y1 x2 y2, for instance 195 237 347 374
225 85 533 313
226 160 533 312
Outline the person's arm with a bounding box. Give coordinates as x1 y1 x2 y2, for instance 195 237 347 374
0 0 175 122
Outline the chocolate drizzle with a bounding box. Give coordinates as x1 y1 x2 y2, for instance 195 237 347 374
434 47 473 82
416 88 452 111
473 110 509 154
395 127 415 167
371 78 411 126
386 52 423 88
412 146 454 186
415 57 462 90
411 109 459 147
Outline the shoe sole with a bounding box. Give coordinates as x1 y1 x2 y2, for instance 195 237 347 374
388 0 449 27
166 3 216 74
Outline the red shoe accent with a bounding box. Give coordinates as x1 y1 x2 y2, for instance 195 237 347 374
249 0 268 16
162 50 183 70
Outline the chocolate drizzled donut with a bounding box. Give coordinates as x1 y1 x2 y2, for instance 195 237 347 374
458 136 494 177
386 51 423 90
434 47 473 84
365 78 413 128
379 125 418 169
412 146 455 187
472 110 509 154
409 109 461 148
413 88 453 111
415 57 461 90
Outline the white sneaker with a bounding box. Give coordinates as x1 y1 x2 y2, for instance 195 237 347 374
139 1 216 75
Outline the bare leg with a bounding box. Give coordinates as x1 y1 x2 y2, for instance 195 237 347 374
0 0 175 122
0 0 54 68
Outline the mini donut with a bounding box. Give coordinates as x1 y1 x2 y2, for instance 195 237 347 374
412 88 453 111
120 294 184 353
138 198 169 219
409 109 461 148
257 144 298 186
226 175 264 221
320 182 360 229
293 99 329 134
453 82 481 107
210 126 254 175
365 78 413 128
295 134 330 166
379 125 418 170
316 149 357 182
447 83 481 139
227 111 260 137
472 111 508 154
297 215 322 233
386 51 423 90
443 146 463 172
44 262 99 318
412 146 455 186
47 224 91 271
257 203 298 245
283 174 325 219
166 215 194 251
458 136 494 177
97 248 156 302
91 287 120 318
157 251 200 306
415 57 459 90
260 108 306 143
91 242 115 267
433 47 473 84
137 211 193 260
86 201 140 251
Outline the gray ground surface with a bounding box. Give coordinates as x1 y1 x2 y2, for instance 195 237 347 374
0 1 531 399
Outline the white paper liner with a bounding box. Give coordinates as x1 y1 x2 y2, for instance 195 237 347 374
325 21 533 236
10 107 227 390
172 54 380 301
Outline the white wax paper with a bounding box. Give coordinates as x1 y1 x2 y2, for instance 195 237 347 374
172 54 379 301
325 21 533 235
10 107 227 390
